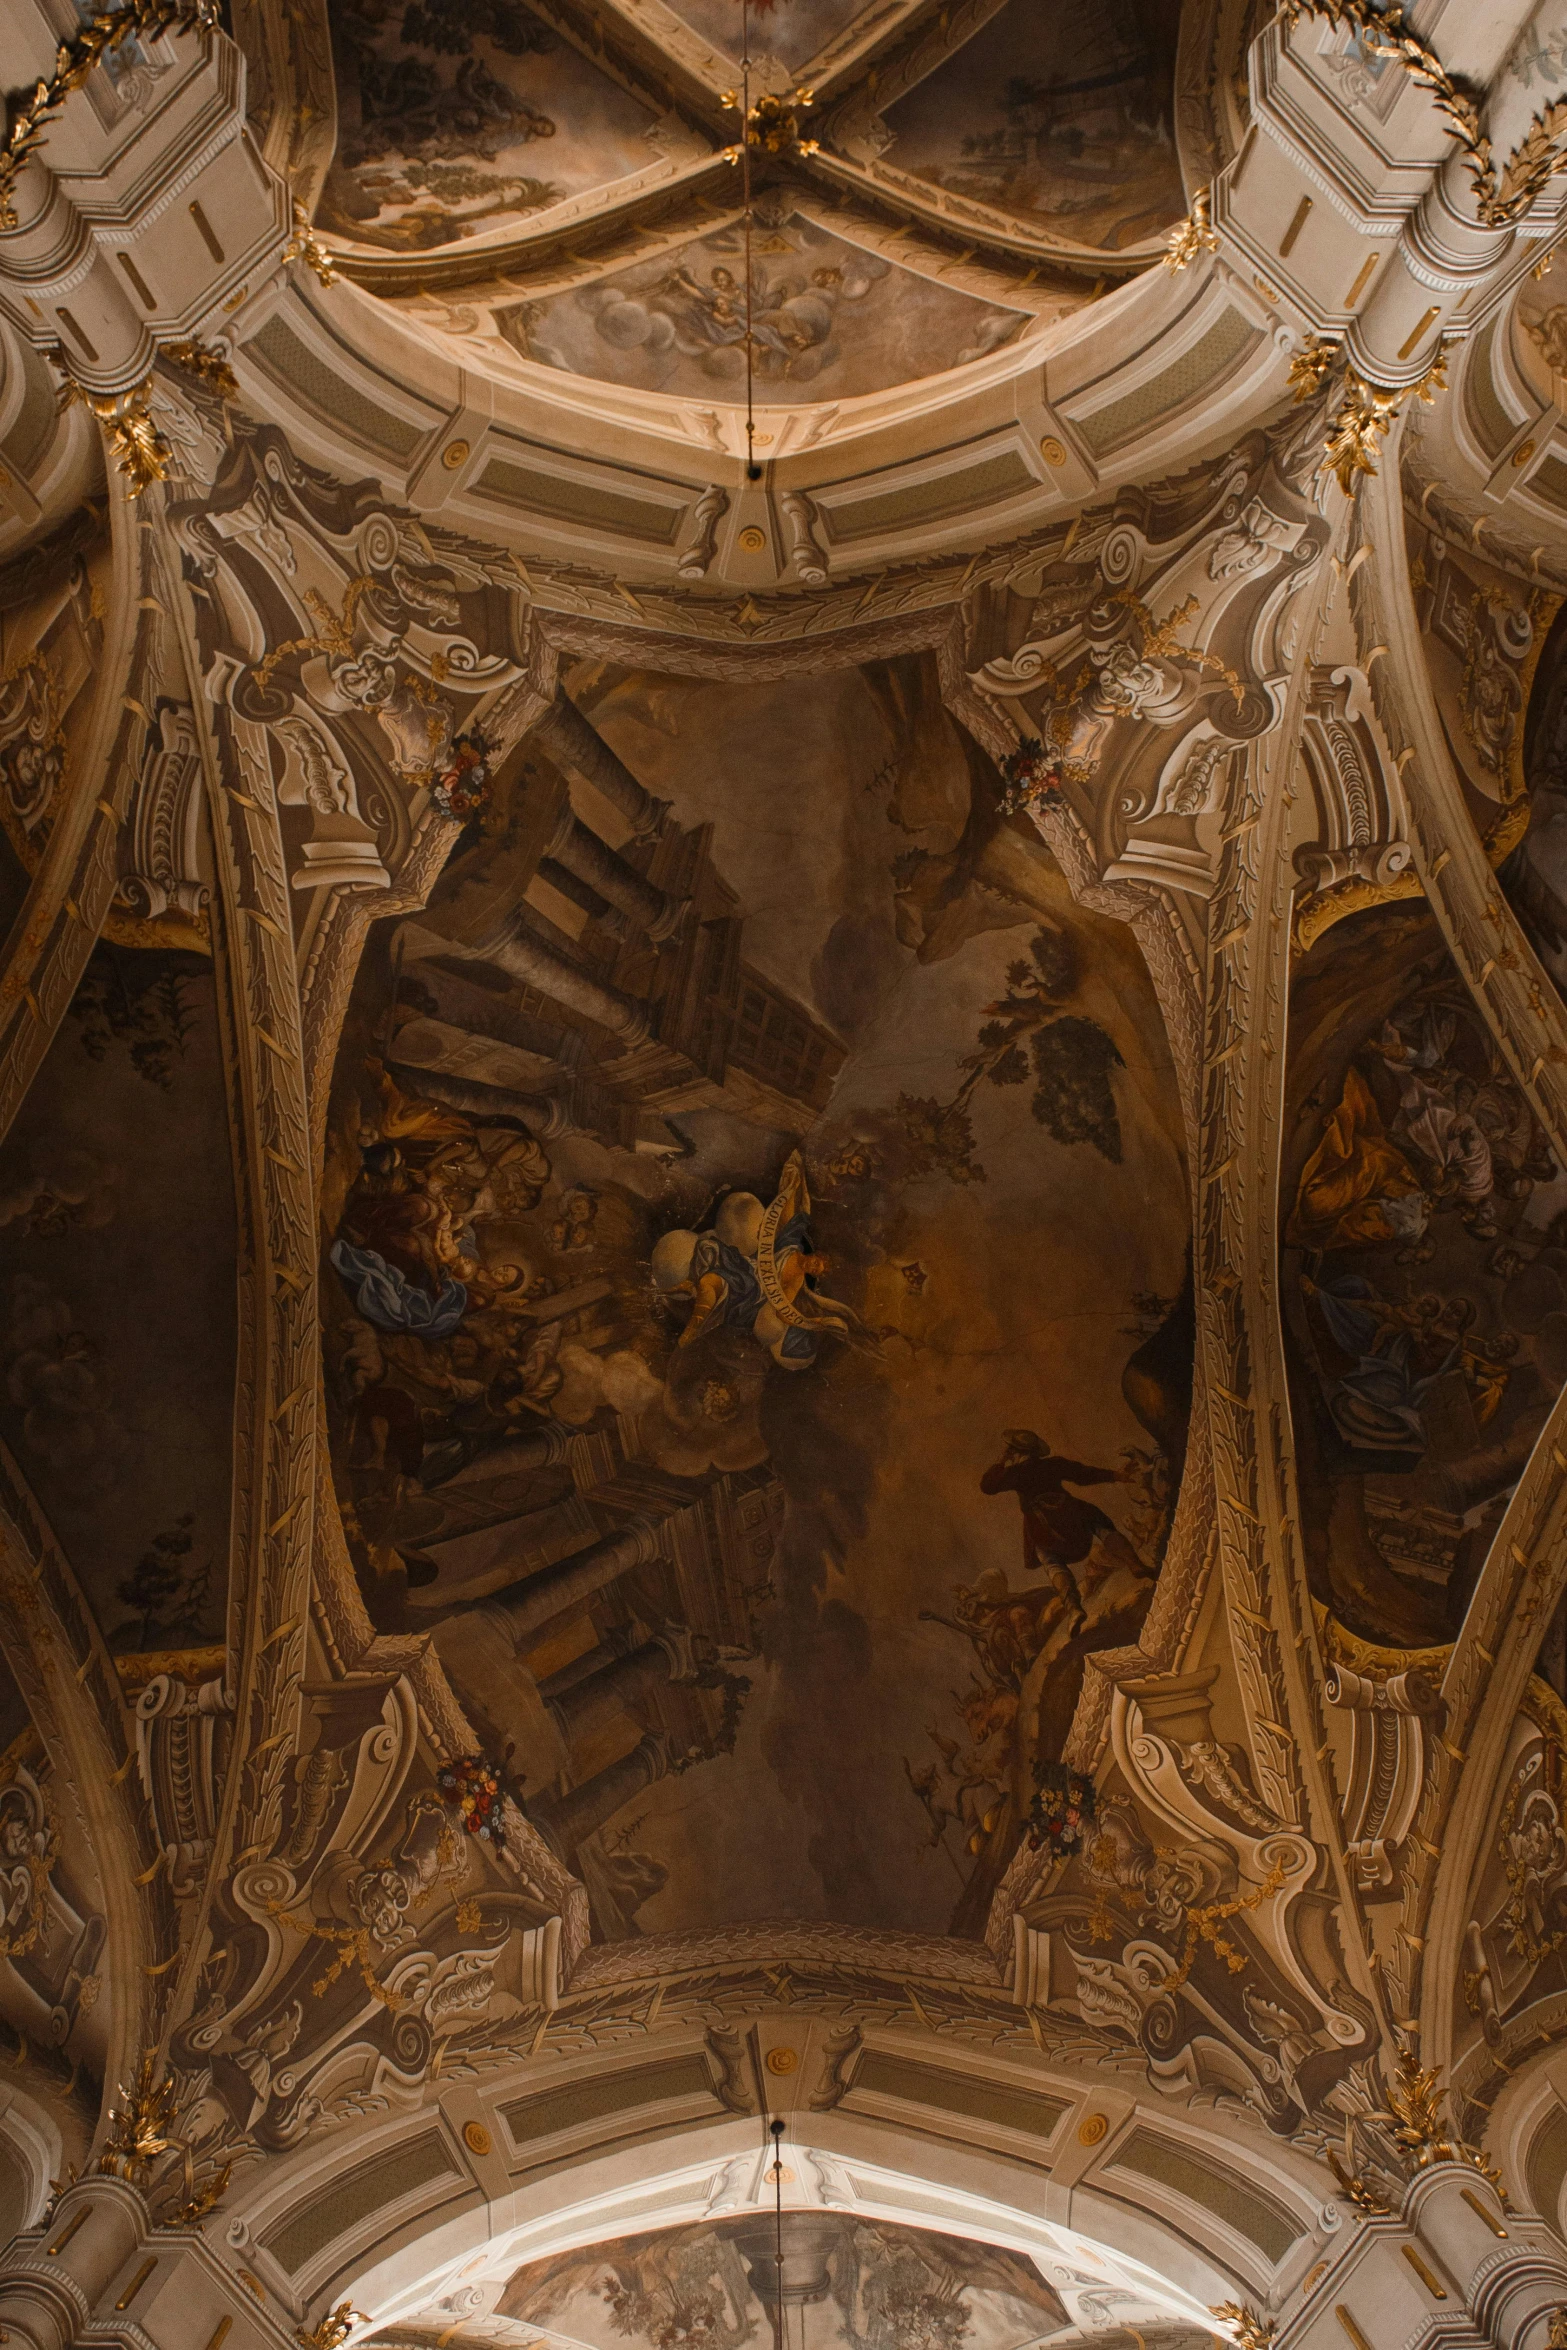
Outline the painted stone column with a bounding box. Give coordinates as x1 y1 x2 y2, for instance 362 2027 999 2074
483 1518 663 1648
468 914 652 1046
533 1727 671 1847
532 692 668 840
1278 2163 1567 2346
541 1632 686 1746
543 810 685 941
0 2179 288 2350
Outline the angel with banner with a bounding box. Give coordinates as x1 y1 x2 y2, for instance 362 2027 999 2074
650 1151 873 1369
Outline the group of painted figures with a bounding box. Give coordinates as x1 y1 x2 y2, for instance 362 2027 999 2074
1283 963 1567 1637
328 1066 867 1546
905 1429 1163 1873
325 1050 1168 1901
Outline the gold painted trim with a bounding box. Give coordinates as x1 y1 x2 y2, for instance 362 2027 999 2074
1292 868 1425 954
1401 2245 1446 2299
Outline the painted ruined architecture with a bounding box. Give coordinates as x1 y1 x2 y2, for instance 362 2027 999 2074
6 0 1567 2345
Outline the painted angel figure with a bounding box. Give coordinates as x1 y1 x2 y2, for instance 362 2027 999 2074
650 1151 869 1369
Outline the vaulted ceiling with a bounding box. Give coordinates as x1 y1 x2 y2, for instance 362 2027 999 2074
7 1 1567 2346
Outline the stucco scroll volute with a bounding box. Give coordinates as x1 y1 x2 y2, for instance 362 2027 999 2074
201 651 395 897
1010 1670 1371 2132
272 711 392 893
1291 663 1416 946
119 704 214 925
1324 1661 1444 1902
967 444 1328 908
189 1673 561 2149
135 1672 235 1902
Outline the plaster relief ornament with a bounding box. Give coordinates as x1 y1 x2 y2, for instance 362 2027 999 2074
1282 0 1567 230
0 656 66 836
302 642 458 784
0 0 218 229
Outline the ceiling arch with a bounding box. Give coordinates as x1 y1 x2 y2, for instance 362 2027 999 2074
9 4 1567 2348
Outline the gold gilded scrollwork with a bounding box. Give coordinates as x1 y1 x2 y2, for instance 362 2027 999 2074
60 379 170 497
281 199 339 287
164 339 240 402
297 2304 364 2350
97 2052 177 2181
1210 2305 1276 2348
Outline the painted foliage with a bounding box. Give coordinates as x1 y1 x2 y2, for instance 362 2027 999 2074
500 215 1026 401
879 0 1185 252
322 0 662 251
321 661 1190 1942
488 2216 1070 2350
0 941 237 1656
1281 903 1565 1649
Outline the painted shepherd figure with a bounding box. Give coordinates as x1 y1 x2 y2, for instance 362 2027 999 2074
979 1428 1144 1598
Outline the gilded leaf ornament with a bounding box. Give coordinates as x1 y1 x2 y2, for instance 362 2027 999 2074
1164 184 1219 269
1284 0 1567 228
0 0 218 229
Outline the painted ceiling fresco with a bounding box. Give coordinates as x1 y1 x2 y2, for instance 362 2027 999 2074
0 938 236 1657
498 217 1026 401
376 2210 1226 2350
1502 598 1567 998
322 660 1190 1941
1454 1639 1567 2106
661 0 867 73
1281 902 1565 1650
0 1695 109 2160
492 2217 1070 2350
0 545 117 937
1509 257 1567 415
879 0 1185 251
1402 510 1546 877
322 0 663 252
